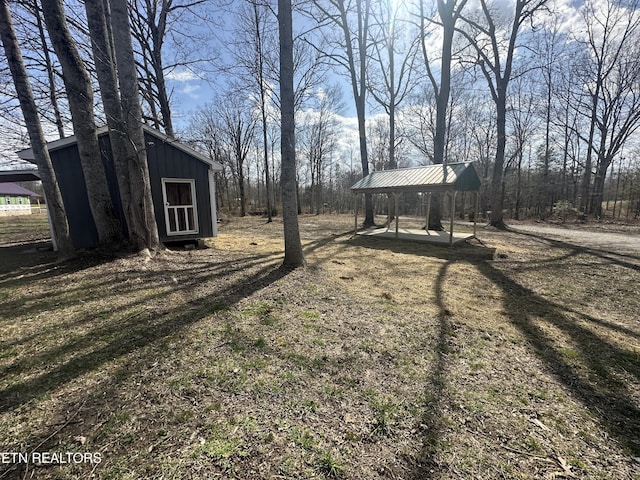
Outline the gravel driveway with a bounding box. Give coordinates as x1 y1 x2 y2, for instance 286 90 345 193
507 223 640 255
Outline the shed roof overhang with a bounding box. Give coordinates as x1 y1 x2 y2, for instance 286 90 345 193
17 125 224 172
351 162 481 195
0 168 40 182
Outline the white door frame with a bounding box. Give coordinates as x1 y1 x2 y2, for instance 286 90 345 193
161 178 199 236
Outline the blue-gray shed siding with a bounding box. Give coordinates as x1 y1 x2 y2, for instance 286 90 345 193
49 131 213 249
146 136 213 242
50 142 101 249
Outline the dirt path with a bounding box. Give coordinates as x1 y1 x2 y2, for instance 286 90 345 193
505 223 640 255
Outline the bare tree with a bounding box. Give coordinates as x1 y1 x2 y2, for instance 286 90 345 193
506 75 539 220
458 0 547 228
299 85 342 214
186 103 237 210
218 95 257 217
0 1 69 139
312 0 374 226
417 0 469 229
85 0 161 251
41 0 122 244
0 0 74 258
128 0 212 137
231 0 278 221
368 0 418 170
279 0 305 267
26 0 66 138
572 0 640 217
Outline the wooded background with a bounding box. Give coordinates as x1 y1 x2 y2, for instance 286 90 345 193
2 0 640 230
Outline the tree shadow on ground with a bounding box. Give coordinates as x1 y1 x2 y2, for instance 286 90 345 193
1 245 298 478
409 261 458 477
347 234 496 262
424 247 638 479
474 259 640 455
0 242 126 290
508 228 640 272
0 252 288 416
383 228 640 478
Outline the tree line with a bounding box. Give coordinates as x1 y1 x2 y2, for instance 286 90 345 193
178 0 640 228
2 0 640 265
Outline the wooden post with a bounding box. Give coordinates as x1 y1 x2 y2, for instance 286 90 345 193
354 193 359 236
474 190 479 237
387 194 392 231
425 192 431 234
395 193 399 238
449 191 457 246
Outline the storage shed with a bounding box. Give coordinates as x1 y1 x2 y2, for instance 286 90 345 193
351 162 481 245
18 126 223 249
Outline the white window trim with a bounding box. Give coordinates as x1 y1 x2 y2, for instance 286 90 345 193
161 178 199 236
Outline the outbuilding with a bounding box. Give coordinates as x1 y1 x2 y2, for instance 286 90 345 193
351 162 482 245
17 126 222 249
0 182 40 217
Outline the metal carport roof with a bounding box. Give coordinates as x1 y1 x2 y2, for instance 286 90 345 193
350 162 481 194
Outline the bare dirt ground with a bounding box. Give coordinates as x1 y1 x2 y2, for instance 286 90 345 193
0 213 639 479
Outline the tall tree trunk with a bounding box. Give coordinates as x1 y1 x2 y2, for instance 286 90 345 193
591 152 611 218
32 1 65 139
85 0 159 252
238 154 247 217
0 0 74 258
357 0 374 227
151 46 174 137
253 1 273 222
262 119 272 221
331 0 374 226
423 0 468 230
41 0 122 245
489 83 508 228
109 0 161 252
356 100 374 226
581 90 599 215
278 0 305 268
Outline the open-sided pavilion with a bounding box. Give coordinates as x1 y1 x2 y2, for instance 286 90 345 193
351 162 481 246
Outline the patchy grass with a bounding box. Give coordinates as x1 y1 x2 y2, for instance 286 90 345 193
0 213 50 247
0 214 639 479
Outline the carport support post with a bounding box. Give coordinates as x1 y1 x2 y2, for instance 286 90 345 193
354 193 359 236
474 191 479 236
395 193 399 238
449 191 457 246
387 194 392 231
425 192 431 233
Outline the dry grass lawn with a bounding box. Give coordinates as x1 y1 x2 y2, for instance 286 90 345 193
0 213 638 479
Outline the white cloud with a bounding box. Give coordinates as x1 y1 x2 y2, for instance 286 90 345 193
180 83 201 100
166 69 200 82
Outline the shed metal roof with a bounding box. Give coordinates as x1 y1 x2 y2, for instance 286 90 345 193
351 162 481 194
17 125 223 172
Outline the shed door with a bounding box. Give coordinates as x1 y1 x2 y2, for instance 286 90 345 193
161 179 199 235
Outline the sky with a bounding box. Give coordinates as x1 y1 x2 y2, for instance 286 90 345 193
0 0 617 172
